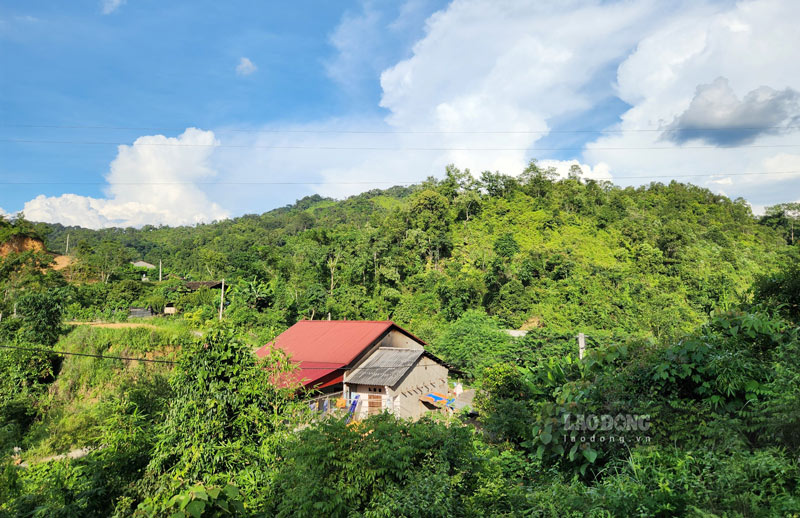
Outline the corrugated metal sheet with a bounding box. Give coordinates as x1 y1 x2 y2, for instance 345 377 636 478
291 362 344 388
265 321 393 363
345 348 423 387
128 307 154 318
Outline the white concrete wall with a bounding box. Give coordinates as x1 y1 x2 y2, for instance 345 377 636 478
348 384 390 419
342 327 447 420
344 328 424 383
387 356 448 420
376 329 424 350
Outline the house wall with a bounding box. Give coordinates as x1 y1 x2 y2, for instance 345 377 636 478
344 357 448 420
387 356 448 420
344 328 424 387
348 384 389 419
340 327 447 420
375 329 424 350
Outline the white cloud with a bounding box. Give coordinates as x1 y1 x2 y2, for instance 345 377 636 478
324 0 441 95
236 57 257 76
216 0 670 206
707 176 733 185
538 160 613 182
23 129 229 229
24 0 800 225
663 76 800 146
576 0 800 209
325 4 383 90
101 0 126 15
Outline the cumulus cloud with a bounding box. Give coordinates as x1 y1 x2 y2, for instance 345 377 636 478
377 0 670 176
167 0 800 216
23 129 229 229
538 160 613 182
101 0 125 15
583 0 800 207
215 0 663 207
212 1 721 209
236 57 257 76
324 0 441 95
663 77 800 146
24 0 800 225
325 4 384 91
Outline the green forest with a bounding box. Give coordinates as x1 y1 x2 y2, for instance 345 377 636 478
1 163 800 516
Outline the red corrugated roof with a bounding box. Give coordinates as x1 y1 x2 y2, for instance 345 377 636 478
274 362 344 390
257 320 423 387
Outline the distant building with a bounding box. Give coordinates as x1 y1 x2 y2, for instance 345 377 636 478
131 261 156 269
257 320 453 420
128 307 155 319
185 281 225 291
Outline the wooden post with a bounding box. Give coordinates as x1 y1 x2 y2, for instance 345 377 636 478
577 333 586 359
218 279 225 321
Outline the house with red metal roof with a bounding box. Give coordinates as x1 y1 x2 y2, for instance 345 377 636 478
256 320 451 420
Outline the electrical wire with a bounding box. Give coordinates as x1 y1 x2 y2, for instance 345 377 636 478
0 343 437 370
4 123 800 135
0 343 176 364
1 171 799 186
3 138 800 151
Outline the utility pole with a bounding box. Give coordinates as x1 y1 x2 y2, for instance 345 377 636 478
159 260 162 282
65 233 70 255
218 279 225 321
577 333 586 359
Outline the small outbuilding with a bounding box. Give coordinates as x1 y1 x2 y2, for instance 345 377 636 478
257 320 452 420
128 306 155 319
185 281 225 291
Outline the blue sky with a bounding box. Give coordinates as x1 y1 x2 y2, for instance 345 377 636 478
1 1 438 207
2 0 800 228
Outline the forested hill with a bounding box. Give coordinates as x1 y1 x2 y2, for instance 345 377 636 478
36 164 794 340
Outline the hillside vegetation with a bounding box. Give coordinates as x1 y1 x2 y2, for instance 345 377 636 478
36 163 789 341
1 164 799 516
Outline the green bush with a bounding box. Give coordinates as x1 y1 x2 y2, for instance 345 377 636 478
267 414 493 517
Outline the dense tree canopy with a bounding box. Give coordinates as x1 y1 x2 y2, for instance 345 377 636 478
29 163 789 343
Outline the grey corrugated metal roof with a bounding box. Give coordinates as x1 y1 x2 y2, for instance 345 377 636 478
345 348 423 387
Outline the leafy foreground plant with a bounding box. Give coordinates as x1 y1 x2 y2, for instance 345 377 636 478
265 413 530 518
123 326 305 516
138 483 245 518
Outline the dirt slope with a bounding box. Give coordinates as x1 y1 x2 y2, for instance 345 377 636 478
0 235 45 257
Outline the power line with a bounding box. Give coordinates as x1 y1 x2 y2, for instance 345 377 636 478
3 138 800 151
0 180 418 185
0 343 176 364
2 170 800 186
4 123 800 135
0 344 435 371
